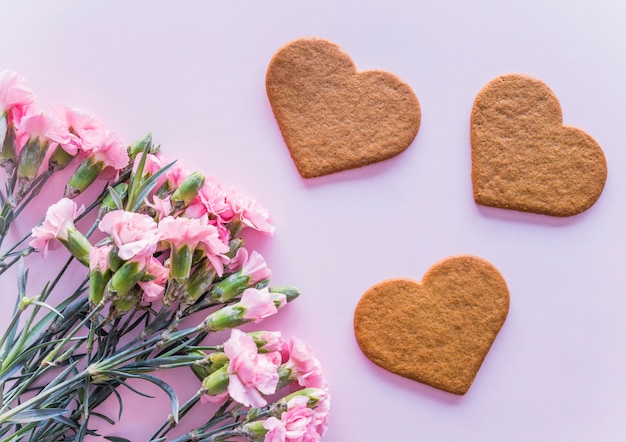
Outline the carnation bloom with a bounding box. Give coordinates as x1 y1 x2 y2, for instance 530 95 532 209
226 187 275 235
137 257 169 302
226 188 275 235
30 198 85 258
147 195 172 221
0 69 34 114
17 111 70 151
81 128 129 170
158 214 229 276
52 106 103 156
89 244 112 273
239 288 281 323
99 210 160 261
283 338 327 390
185 177 231 220
223 329 280 407
263 395 319 442
227 248 272 283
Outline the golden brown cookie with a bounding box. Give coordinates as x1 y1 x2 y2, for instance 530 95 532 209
354 255 509 395
266 37 421 178
470 73 607 217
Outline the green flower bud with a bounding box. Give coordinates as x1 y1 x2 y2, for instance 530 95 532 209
89 269 111 305
211 273 250 303
0 119 17 173
169 245 193 284
16 137 49 198
59 228 92 267
202 305 246 331
170 171 205 210
108 246 123 272
189 350 228 380
184 261 216 303
48 145 74 172
109 260 145 297
127 132 154 158
269 285 300 303
240 420 267 441
201 365 229 396
65 156 104 198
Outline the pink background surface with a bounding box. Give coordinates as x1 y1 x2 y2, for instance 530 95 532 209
2 1 626 440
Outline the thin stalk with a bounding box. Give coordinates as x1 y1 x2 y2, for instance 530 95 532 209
150 390 202 440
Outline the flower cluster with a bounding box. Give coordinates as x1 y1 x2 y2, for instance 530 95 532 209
0 69 329 442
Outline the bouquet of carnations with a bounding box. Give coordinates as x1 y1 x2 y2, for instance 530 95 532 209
0 70 329 442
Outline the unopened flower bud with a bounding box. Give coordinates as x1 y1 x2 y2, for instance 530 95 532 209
269 285 300 303
107 246 123 272
59 228 92 267
89 268 111 305
48 144 75 172
65 156 104 198
201 365 229 396
211 273 250 303
189 350 228 380
108 260 145 297
202 304 246 331
127 132 154 158
16 137 49 198
169 245 193 284
184 261 216 303
240 420 267 441
275 388 329 410
171 171 204 210
0 121 17 173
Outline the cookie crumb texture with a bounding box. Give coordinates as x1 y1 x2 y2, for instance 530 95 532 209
471 73 607 217
266 37 421 178
354 255 509 395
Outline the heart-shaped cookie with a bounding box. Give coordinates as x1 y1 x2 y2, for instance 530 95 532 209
354 255 509 395
266 37 421 178
471 73 607 217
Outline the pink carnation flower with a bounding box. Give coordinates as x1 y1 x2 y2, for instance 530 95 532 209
52 106 103 156
17 111 70 151
132 152 164 176
185 177 231 219
81 128 129 170
89 244 113 273
158 215 229 276
283 338 327 390
99 210 160 261
224 329 280 408
239 288 280 323
163 161 191 189
147 195 172 221
138 257 169 302
263 395 322 442
226 187 275 235
227 248 272 284
30 198 85 258
0 69 34 114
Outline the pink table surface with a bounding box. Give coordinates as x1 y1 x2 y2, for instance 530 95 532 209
2 1 626 440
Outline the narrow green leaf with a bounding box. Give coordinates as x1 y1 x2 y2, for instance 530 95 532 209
29 300 64 319
127 160 175 212
104 437 133 442
8 408 68 423
106 185 125 210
